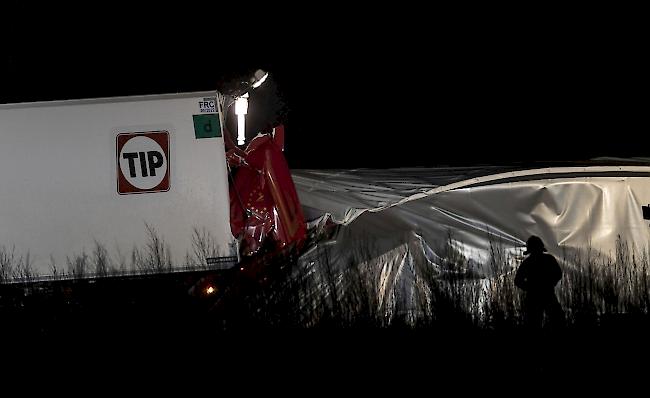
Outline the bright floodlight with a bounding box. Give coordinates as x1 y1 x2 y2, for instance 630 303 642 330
235 94 249 145
237 115 246 145
206 286 215 295
251 69 269 89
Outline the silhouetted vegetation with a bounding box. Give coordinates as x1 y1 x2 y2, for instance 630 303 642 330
1 232 649 380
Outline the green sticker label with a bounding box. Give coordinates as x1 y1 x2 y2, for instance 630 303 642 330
193 114 221 139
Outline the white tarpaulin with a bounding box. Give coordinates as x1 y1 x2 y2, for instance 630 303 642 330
294 166 650 264
293 165 650 320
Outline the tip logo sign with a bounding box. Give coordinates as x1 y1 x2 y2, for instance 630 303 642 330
116 131 170 194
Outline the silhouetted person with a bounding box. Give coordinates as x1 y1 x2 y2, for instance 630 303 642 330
515 236 564 330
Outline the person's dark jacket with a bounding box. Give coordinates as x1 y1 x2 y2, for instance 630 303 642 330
514 253 562 294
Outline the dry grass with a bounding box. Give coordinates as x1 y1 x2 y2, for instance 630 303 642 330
3 228 650 340
210 232 650 334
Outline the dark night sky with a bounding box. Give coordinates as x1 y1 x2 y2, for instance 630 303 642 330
1 14 646 169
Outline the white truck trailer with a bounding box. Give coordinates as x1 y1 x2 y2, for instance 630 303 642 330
0 91 238 281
